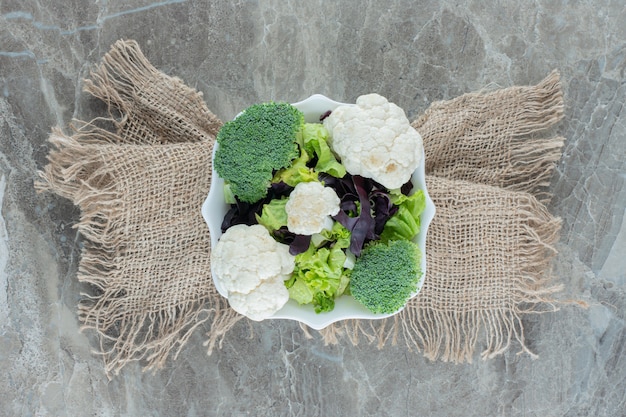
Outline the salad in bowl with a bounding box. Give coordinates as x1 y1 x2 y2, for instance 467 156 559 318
202 93 435 330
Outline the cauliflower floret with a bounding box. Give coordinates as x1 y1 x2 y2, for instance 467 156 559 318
211 224 294 320
323 93 423 190
285 181 340 235
228 274 290 321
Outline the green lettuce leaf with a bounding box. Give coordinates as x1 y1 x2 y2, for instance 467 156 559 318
256 198 288 232
289 238 350 312
272 123 345 187
380 190 426 242
301 124 346 178
223 182 237 204
313 292 335 313
287 278 314 305
317 222 351 250
271 147 318 186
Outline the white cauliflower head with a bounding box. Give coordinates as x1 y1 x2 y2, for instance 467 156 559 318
323 93 423 190
285 181 340 235
228 274 290 321
211 224 294 320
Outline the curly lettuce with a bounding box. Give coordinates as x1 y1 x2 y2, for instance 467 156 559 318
380 189 426 242
285 223 351 313
272 123 345 187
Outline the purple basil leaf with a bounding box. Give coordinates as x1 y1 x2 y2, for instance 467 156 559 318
354 175 374 195
370 190 398 235
348 176 377 255
269 181 294 198
320 172 356 196
333 210 359 231
325 173 393 256
221 200 260 232
401 179 414 195
318 172 336 185
340 199 358 214
349 218 370 256
333 209 369 256
272 226 295 244
289 234 312 255
221 206 239 232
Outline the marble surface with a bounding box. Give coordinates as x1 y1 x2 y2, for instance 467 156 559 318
1 1 625 416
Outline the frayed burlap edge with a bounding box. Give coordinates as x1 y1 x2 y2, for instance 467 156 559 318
399 184 566 362
35 40 243 377
80 39 223 145
37 129 242 378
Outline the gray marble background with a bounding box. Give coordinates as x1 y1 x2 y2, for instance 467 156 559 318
1 1 625 416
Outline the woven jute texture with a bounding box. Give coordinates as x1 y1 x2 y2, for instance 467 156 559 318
412 71 565 203
37 40 241 377
37 40 565 376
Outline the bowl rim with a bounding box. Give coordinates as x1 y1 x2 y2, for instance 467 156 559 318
202 94 436 330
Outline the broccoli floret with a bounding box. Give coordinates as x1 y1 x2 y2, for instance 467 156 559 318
350 239 421 314
214 102 304 203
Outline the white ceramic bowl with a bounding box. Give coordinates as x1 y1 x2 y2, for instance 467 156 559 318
202 94 436 330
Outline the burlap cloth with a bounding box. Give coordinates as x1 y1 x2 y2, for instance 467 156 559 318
37 40 567 377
